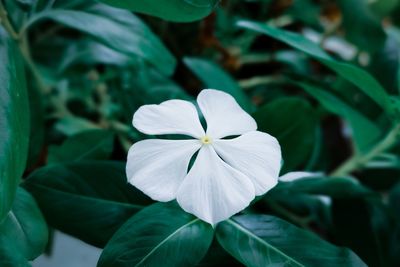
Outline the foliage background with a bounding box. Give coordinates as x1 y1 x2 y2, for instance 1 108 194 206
1 0 400 266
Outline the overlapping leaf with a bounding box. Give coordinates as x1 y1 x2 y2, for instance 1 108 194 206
0 28 29 222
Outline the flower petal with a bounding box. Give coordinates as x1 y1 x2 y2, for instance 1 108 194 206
176 145 255 225
213 131 281 196
197 89 257 139
279 171 322 182
127 139 201 201
133 99 205 138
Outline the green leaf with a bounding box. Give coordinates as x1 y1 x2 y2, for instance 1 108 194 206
184 57 254 112
271 177 373 198
58 40 133 72
14 0 35 11
98 0 219 22
25 4 176 76
0 28 29 222
116 65 192 124
0 188 48 266
337 0 386 52
295 82 382 152
98 202 214 267
237 20 394 115
55 116 101 136
0 238 30 267
23 161 152 247
253 97 318 171
217 215 367 267
48 129 114 163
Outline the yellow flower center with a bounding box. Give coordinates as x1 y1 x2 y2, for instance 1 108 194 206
200 135 213 145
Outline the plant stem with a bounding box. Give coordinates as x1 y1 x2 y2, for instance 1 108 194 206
19 33 50 94
331 125 400 177
0 1 50 94
0 1 19 39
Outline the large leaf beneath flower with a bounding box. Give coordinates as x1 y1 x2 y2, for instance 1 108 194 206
25 4 176 75
98 0 219 22
0 188 48 263
184 57 254 112
217 215 367 267
98 202 214 267
253 97 318 171
23 161 152 247
0 28 29 222
237 20 393 115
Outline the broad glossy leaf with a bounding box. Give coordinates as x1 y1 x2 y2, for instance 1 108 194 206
0 28 29 222
271 177 373 198
25 4 176 75
184 57 253 112
0 238 30 267
253 97 318 171
98 0 219 22
26 71 45 170
0 188 48 260
237 20 393 115
48 129 114 163
295 82 382 152
98 202 214 267
23 161 152 247
217 215 367 267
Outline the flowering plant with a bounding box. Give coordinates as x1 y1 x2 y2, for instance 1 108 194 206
0 0 399 266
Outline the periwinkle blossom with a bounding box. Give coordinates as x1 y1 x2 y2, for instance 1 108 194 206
126 89 282 225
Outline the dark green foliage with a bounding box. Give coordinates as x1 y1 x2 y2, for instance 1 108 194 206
1 0 400 266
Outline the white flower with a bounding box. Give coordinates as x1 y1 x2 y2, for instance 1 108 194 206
126 89 282 225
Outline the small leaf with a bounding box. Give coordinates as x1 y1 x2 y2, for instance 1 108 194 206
0 28 29 222
98 0 219 22
48 129 114 163
217 214 367 267
98 202 214 267
23 161 152 247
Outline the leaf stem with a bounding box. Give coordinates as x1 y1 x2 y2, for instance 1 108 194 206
18 32 50 94
0 1 19 39
331 125 400 177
